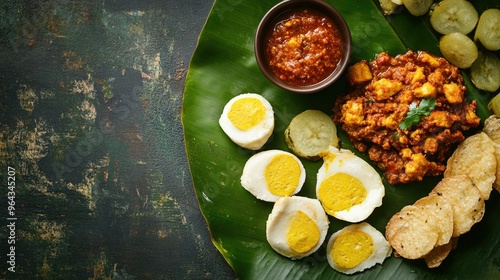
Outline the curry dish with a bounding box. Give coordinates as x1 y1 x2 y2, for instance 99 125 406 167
333 50 480 184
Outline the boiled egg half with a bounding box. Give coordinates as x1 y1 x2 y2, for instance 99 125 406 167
241 150 306 202
266 196 329 259
316 147 385 222
327 222 391 274
219 93 274 150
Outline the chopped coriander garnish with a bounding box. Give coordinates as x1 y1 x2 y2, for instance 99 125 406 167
399 98 436 130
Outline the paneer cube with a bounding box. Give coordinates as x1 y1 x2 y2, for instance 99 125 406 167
347 61 373 86
342 100 364 125
414 82 437 98
429 111 453 128
371 78 403 100
443 82 463 104
408 67 426 84
418 51 441 68
405 153 430 181
382 113 398 129
423 137 438 153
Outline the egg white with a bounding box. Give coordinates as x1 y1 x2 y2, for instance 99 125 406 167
316 147 385 223
327 222 392 274
240 150 306 202
219 93 274 150
266 196 329 259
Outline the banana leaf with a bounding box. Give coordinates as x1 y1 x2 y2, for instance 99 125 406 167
182 0 500 279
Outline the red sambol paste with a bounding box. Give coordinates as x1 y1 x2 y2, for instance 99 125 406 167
265 9 343 86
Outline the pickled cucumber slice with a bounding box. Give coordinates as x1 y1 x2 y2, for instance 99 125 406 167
284 110 339 160
489 93 500 115
402 0 433 16
430 0 478 35
475 9 500 51
471 51 500 92
379 0 401 15
439 32 478 69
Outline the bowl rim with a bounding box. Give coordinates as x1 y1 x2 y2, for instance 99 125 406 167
254 0 352 94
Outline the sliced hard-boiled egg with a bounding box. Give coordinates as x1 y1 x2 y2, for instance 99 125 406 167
241 150 306 202
219 93 274 150
327 222 392 274
266 196 329 259
316 147 385 222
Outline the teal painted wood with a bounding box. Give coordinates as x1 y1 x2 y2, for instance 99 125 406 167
0 0 235 279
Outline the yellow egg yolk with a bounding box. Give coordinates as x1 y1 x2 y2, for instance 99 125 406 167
228 97 266 130
318 172 367 214
331 230 374 269
323 153 337 170
286 211 320 253
265 154 301 197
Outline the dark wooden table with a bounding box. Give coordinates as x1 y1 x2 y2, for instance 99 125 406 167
0 0 236 278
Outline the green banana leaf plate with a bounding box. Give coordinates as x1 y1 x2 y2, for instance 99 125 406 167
182 0 500 279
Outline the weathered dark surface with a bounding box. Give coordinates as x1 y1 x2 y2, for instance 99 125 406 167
0 0 236 278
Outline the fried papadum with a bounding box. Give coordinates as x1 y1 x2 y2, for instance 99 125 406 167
430 175 485 236
414 195 454 246
443 132 496 200
482 115 500 192
423 237 458 268
385 204 439 259
385 174 486 267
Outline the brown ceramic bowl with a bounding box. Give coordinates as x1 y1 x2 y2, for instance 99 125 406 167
254 0 352 94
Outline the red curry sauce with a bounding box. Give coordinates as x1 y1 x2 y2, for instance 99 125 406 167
265 9 343 86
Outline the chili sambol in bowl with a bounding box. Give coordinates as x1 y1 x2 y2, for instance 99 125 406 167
254 0 352 94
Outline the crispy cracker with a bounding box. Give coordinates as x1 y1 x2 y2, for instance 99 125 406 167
385 205 439 259
414 194 454 246
430 175 485 236
444 132 496 200
483 115 500 193
423 237 459 268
